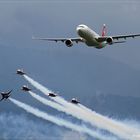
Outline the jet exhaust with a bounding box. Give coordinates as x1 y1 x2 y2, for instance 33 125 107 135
9 97 113 140
23 75 140 140
29 91 120 139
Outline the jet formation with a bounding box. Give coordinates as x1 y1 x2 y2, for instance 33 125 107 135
0 69 80 104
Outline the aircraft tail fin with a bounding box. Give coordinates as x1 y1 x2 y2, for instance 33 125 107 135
101 24 106 37
8 90 13 94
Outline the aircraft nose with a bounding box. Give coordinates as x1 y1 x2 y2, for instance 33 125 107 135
76 27 83 35
77 27 85 37
76 26 80 32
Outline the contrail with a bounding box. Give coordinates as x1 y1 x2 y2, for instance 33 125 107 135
23 75 68 106
29 91 139 140
29 91 84 120
29 91 79 115
9 97 114 140
24 75 52 96
29 91 98 123
78 104 140 140
28 91 117 139
23 75 140 140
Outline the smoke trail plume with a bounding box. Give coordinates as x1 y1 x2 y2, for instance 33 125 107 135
24 75 140 140
28 91 95 127
0 113 62 140
78 104 140 140
9 97 114 140
23 75 69 106
29 91 139 140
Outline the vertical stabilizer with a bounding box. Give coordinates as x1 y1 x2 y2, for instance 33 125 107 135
101 24 106 37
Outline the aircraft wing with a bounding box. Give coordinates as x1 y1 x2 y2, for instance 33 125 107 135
32 36 83 43
112 34 140 40
0 95 4 101
97 34 140 42
8 90 13 94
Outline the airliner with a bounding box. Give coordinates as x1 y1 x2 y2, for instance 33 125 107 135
33 24 140 49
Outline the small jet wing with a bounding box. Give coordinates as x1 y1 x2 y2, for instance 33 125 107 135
97 34 140 42
7 90 13 94
32 36 83 43
0 94 5 101
0 97 4 101
1 90 12 95
1 93 5 96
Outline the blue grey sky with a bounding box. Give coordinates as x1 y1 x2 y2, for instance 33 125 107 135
0 1 139 99
0 1 140 139
0 0 139 101
0 0 140 69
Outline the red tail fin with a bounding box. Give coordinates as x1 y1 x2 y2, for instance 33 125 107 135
101 24 106 37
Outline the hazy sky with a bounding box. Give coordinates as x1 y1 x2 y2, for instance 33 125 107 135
0 0 140 69
0 0 139 96
0 1 140 139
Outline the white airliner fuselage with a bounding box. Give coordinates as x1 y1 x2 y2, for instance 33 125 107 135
76 24 106 48
33 24 140 49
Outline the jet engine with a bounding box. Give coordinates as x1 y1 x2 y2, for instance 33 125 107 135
65 39 73 47
106 37 113 45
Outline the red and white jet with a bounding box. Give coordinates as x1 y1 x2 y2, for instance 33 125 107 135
33 24 140 49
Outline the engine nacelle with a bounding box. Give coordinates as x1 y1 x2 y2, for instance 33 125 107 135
65 39 73 47
106 37 113 45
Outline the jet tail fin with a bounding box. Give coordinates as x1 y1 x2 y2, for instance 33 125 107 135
8 90 13 94
101 24 106 37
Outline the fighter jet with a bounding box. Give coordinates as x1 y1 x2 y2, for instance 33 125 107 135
21 85 31 92
0 90 12 101
16 69 26 75
71 98 80 104
48 93 57 97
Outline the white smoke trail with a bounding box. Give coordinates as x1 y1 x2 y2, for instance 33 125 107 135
29 91 120 140
9 97 114 140
23 75 69 106
29 91 82 118
28 91 97 125
78 104 140 140
29 91 140 140
0 113 61 140
23 75 52 95
23 75 140 140
29 91 88 123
